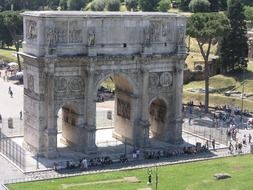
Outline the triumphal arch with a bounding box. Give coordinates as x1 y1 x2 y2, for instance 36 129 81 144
21 11 186 157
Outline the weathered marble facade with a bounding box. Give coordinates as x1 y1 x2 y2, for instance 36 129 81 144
21 11 186 158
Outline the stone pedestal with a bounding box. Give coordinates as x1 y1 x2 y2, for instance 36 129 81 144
142 47 153 55
88 47 97 57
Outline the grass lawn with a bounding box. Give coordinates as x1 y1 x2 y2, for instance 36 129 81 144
184 75 237 92
0 47 22 63
183 62 253 111
7 155 253 190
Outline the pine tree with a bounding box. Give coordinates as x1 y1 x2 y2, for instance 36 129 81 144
220 0 248 70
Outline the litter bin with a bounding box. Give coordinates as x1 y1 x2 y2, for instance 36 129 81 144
107 111 112 120
8 118 13 128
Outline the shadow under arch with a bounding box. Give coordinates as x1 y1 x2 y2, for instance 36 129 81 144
148 97 168 140
55 101 85 151
94 72 139 97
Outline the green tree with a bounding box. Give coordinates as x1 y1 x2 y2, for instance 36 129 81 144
189 0 210 13
125 0 137 11
158 0 171 12
241 0 253 6
47 0 60 9
0 12 12 48
138 0 159 11
67 0 87 10
107 0 121 11
208 0 219 12
59 0 68 9
90 0 106 11
187 13 230 112
220 0 248 70
3 11 23 71
219 0 227 11
179 0 191 11
244 6 253 23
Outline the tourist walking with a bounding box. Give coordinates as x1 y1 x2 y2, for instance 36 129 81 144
20 111 22 120
228 142 234 154
212 139 216 151
10 90 13 98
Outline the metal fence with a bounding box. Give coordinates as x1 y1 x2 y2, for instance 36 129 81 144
0 129 26 170
183 118 229 146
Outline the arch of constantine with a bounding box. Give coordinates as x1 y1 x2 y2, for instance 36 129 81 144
21 11 187 158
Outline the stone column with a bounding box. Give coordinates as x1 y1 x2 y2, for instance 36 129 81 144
171 61 184 144
137 69 150 147
85 68 97 152
45 61 58 157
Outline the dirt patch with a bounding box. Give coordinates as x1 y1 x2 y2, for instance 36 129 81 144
61 176 140 189
232 165 242 171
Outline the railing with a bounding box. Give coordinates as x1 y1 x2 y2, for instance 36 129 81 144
0 129 26 170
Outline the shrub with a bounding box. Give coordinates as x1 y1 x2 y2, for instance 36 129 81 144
189 0 210 12
158 0 171 12
125 0 137 11
90 0 106 11
107 0 121 11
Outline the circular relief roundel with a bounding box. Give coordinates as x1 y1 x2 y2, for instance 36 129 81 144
69 77 84 91
160 72 172 87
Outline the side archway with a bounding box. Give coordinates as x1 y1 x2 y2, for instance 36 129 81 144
148 97 168 140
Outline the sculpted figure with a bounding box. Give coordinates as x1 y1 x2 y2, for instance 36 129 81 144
178 24 185 44
47 28 57 47
88 30 95 46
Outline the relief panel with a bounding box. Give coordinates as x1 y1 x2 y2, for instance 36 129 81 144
117 98 131 120
26 20 37 41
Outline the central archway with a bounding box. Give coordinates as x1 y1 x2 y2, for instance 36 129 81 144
94 72 139 148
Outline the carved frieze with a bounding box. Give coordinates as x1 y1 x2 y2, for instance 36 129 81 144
149 73 159 87
26 20 37 40
54 76 85 99
117 98 131 119
69 21 82 43
55 22 68 43
162 22 172 41
150 21 161 41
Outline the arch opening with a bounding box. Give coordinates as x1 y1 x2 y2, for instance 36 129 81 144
149 98 167 140
95 73 137 152
56 103 83 152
